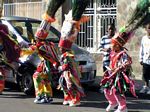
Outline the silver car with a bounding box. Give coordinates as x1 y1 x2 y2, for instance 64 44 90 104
0 16 97 95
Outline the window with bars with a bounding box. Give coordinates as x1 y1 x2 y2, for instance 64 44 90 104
75 0 117 52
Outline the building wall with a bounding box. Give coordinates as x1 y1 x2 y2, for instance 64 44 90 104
117 0 144 79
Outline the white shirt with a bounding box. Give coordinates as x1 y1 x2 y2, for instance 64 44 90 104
99 35 111 66
139 35 150 65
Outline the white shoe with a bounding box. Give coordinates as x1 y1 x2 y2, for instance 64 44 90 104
139 86 149 94
63 100 71 105
146 89 150 94
114 108 127 112
106 104 118 111
69 101 81 107
34 96 43 104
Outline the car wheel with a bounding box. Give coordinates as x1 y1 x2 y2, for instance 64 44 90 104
22 71 35 95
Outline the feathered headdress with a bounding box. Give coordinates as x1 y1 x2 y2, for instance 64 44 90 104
112 26 133 47
36 0 66 40
113 0 150 47
42 0 66 23
72 0 90 21
127 0 150 31
45 0 65 18
59 0 90 50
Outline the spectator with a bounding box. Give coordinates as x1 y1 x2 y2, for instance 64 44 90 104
139 23 150 94
99 24 116 72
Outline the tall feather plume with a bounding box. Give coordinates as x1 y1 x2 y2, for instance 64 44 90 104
127 0 150 31
72 0 90 21
46 0 65 18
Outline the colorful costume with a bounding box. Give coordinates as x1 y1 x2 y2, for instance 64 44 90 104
99 0 150 111
0 24 20 94
33 0 89 105
100 29 137 112
21 40 59 104
58 48 85 106
56 0 89 107
21 1 63 99
57 10 88 106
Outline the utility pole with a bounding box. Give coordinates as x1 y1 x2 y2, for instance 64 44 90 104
0 0 4 18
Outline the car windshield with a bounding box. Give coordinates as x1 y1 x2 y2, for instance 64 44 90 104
8 20 59 43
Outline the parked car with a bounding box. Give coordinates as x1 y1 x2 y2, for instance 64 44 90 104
0 16 97 95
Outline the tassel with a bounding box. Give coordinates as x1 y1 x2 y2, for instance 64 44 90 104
122 80 127 92
117 78 122 93
42 13 56 23
129 80 138 98
122 72 130 84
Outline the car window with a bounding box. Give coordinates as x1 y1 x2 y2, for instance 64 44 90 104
10 21 28 41
9 21 39 42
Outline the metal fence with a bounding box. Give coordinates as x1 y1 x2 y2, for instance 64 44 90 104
3 0 117 53
77 0 117 53
3 1 44 19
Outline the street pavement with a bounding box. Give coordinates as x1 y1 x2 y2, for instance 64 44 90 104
0 77 150 112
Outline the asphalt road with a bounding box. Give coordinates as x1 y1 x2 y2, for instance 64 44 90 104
0 87 150 112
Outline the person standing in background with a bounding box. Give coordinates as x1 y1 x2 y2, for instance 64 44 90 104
99 24 116 72
139 23 150 94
